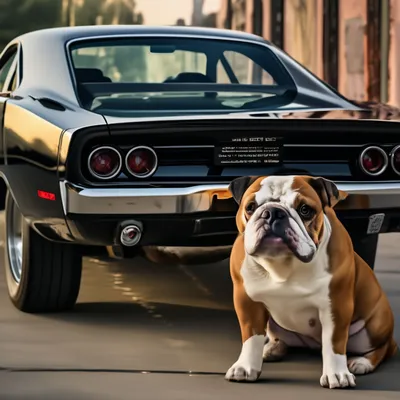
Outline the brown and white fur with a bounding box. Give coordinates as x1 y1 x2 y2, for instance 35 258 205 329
225 175 397 389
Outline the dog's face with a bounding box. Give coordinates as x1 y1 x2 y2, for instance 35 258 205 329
229 175 348 263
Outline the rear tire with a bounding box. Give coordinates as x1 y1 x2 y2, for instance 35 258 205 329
4 191 82 313
351 232 378 270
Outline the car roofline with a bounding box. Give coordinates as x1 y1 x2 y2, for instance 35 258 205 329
6 25 358 114
15 25 269 46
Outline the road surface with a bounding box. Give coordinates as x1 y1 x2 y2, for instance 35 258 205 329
0 220 398 399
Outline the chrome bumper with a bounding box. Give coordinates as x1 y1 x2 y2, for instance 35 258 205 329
60 181 400 215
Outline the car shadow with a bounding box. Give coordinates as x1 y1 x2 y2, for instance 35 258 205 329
42 300 240 339
40 300 400 392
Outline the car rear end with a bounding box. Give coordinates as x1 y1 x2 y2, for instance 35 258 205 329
58 30 400 267
59 116 400 257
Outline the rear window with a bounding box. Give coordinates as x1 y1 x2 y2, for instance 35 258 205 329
69 37 297 118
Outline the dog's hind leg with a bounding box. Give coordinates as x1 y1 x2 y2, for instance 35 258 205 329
263 320 288 362
263 318 322 362
263 318 294 362
348 338 398 375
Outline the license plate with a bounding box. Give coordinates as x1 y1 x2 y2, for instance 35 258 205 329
214 136 283 166
367 213 385 234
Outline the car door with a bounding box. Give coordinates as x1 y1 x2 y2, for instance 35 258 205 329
0 45 19 158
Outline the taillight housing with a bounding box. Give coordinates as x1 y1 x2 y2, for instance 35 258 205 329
88 146 122 180
359 146 388 176
391 145 400 176
125 146 158 178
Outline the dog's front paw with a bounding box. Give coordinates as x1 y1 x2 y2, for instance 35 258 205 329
320 370 356 389
225 362 261 382
225 334 265 382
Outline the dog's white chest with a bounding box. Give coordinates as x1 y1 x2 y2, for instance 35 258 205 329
241 261 331 339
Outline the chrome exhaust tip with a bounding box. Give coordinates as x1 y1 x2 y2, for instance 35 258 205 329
120 224 142 247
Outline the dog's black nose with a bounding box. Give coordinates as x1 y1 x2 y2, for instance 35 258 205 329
262 206 287 224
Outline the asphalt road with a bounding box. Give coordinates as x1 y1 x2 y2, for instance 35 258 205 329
0 220 398 399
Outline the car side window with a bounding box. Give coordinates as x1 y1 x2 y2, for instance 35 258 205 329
9 70 17 92
0 49 18 92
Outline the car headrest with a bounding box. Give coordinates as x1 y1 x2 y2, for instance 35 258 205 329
75 68 112 83
166 72 215 83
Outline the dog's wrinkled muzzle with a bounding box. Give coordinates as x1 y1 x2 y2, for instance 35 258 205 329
245 203 316 263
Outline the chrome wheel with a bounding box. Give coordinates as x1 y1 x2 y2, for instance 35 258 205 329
6 197 23 284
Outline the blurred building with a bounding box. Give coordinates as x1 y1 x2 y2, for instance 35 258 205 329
215 0 398 106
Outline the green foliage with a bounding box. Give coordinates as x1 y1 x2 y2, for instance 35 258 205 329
0 0 144 53
73 0 146 81
0 0 62 51
73 0 144 26
74 0 105 26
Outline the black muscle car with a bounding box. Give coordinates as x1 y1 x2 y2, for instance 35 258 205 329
1 25 400 313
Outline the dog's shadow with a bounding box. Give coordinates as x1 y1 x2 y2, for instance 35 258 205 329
256 348 400 391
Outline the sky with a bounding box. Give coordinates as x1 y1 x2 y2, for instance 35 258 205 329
135 0 222 26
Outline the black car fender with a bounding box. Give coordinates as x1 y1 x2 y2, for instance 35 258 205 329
0 164 74 242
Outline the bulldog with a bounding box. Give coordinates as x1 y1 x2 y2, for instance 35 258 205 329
225 175 397 389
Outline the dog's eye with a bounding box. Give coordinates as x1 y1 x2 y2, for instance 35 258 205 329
245 201 257 215
299 204 314 219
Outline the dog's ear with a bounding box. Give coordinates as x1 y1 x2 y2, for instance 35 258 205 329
308 177 348 208
229 176 259 205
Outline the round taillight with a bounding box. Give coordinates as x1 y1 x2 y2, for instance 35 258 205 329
360 146 388 176
88 146 122 180
390 145 400 175
126 146 158 178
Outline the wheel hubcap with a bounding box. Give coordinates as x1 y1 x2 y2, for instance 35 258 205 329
7 198 23 284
